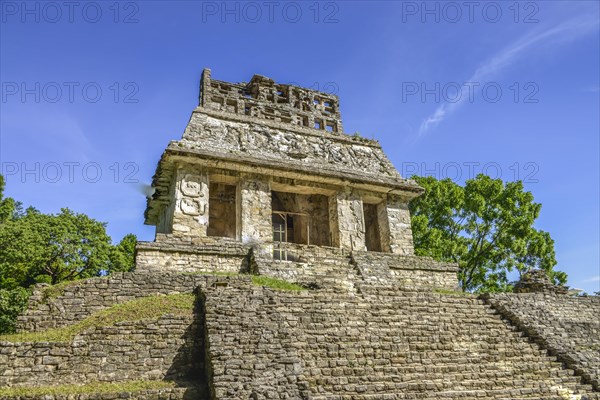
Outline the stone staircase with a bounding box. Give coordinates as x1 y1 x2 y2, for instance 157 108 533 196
350 250 395 285
202 282 599 399
255 243 358 291
483 292 600 391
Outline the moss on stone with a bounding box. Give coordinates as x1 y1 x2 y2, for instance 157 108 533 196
182 271 239 277
251 275 305 291
0 293 195 343
0 380 176 397
181 271 306 291
41 279 83 299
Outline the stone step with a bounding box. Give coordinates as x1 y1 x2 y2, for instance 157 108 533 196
309 381 592 399
301 359 571 373
0 383 208 400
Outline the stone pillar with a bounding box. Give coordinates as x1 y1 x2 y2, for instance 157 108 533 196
171 168 210 238
329 189 366 251
380 195 414 255
239 176 272 257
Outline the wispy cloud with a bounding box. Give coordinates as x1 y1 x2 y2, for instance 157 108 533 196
579 275 600 284
2 106 93 162
418 15 599 136
582 85 600 93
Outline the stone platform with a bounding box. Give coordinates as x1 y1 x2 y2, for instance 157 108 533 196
2 272 598 399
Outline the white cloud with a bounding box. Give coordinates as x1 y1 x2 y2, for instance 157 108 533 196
418 15 600 136
580 275 600 284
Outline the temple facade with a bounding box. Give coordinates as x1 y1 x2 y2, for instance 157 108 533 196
136 69 457 290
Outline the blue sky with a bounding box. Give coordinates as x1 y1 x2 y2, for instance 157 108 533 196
1 1 598 292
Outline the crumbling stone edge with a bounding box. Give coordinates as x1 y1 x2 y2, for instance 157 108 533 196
479 293 599 392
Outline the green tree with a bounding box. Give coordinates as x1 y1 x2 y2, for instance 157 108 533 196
108 233 137 273
0 175 16 224
410 174 565 292
0 208 112 288
0 287 29 334
0 175 140 332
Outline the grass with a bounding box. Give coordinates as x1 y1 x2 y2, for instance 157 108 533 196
39 272 304 301
251 275 305 291
0 380 177 397
0 293 195 343
182 270 239 277
183 271 306 291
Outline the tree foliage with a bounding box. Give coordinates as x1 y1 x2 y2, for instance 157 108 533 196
0 208 113 288
0 287 29 334
108 233 137 273
410 174 565 292
0 175 16 224
0 174 138 332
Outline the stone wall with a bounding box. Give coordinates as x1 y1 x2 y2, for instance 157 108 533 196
6 272 599 399
17 273 248 333
255 242 357 292
135 239 248 274
1 315 201 387
23 243 461 335
201 282 310 399
484 291 600 391
351 250 459 290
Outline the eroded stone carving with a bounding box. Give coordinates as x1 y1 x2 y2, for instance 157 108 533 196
179 197 206 216
181 174 206 198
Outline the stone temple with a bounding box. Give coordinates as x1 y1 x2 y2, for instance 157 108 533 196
1 70 599 399
135 68 458 290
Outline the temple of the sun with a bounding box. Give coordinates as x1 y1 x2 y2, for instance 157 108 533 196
136 68 461 290
2 70 598 400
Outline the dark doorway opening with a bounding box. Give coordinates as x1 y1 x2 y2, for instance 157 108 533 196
271 191 331 260
207 183 237 239
363 203 382 252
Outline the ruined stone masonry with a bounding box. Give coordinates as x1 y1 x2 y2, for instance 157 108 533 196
1 70 598 399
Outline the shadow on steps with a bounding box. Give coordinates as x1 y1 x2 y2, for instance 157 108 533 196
165 292 210 399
